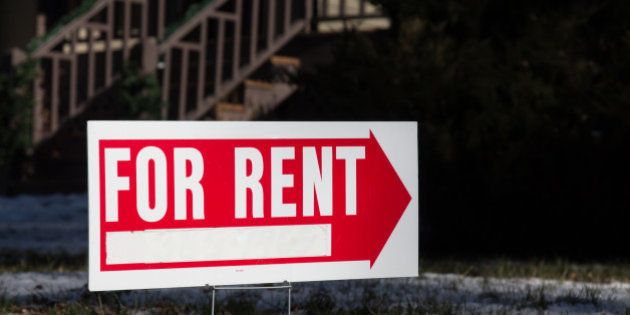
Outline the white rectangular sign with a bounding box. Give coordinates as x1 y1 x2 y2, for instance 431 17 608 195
88 121 418 291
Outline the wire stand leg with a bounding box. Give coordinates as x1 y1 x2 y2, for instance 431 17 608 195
206 282 292 314
287 282 292 314
211 286 216 315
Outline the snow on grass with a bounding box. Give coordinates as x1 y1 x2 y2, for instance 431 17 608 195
0 194 87 255
1 272 629 313
0 272 86 303
1 194 630 313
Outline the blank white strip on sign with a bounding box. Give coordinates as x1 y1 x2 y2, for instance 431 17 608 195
106 225 331 264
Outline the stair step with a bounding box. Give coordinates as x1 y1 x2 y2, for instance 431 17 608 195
245 79 274 90
216 102 249 121
270 55 301 67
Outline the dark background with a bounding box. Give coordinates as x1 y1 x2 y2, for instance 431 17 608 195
2 0 630 262
266 0 630 261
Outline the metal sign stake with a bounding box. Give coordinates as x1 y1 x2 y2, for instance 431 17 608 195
207 281 292 315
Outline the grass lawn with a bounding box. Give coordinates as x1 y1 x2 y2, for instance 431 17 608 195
2 254 630 314
422 258 630 283
3 251 630 283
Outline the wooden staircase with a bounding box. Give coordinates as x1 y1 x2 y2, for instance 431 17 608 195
8 0 387 192
157 0 310 122
22 0 386 146
215 54 300 120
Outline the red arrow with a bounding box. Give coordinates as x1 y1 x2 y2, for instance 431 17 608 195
332 131 411 267
99 131 411 270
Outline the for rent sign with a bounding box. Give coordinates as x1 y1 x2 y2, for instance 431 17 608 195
88 121 418 291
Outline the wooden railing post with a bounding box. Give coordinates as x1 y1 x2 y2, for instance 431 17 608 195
178 48 189 119
33 72 44 145
233 0 242 77
250 0 260 63
215 19 225 96
197 19 208 111
69 32 78 115
142 37 158 74
123 0 131 59
87 28 96 98
267 0 276 47
51 58 60 133
106 1 114 86
161 50 171 119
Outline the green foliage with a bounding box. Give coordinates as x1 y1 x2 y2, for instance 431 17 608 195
0 60 36 190
117 64 164 120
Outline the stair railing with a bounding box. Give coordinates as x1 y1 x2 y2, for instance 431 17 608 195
157 0 312 120
29 0 169 144
316 0 382 21
28 0 383 143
